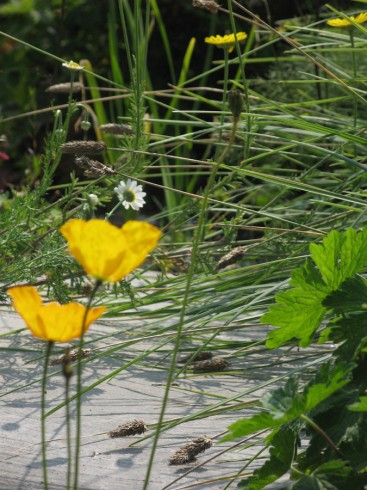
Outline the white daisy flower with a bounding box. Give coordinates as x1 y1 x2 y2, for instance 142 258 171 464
62 60 84 71
114 179 146 211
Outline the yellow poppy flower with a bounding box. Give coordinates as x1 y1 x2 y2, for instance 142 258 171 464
8 286 105 343
204 32 247 53
327 12 367 28
59 219 162 283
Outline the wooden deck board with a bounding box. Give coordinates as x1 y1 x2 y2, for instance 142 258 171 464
0 311 328 489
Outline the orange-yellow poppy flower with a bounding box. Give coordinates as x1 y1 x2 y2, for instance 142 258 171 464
204 32 247 53
327 12 367 28
59 219 162 283
8 286 105 342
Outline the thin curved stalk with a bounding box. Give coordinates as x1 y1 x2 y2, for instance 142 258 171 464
41 341 53 490
73 280 101 490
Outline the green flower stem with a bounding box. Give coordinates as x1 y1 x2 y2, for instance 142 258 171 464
216 48 230 160
66 385 72 490
301 414 344 459
41 341 53 490
227 0 252 162
105 202 122 221
63 348 73 490
142 106 239 490
67 70 78 107
217 113 239 166
73 280 102 490
349 29 358 128
290 465 306 477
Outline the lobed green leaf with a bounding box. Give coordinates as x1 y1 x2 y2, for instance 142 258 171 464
239 428 296 489
310 228 367 291
348 396 367 412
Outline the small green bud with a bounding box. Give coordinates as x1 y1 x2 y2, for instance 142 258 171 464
62 349 73 380
62 360 74 380
81 120 91 131
88 194 99 208
228 90 243 118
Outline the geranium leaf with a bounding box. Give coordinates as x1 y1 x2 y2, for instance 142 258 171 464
304 362 352 412
289 460 358 489
223 364 351 443
318 312 367 362
348 396 367 412
238 428 296 489
310 228 367 290
322 277 367 311
263 228 367 349
263 260 327 348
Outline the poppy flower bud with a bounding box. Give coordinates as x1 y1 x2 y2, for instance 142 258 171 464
228 90 243 118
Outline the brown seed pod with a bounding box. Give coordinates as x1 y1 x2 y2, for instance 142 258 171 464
50 348 92 366
108 419 148 438
192 358 229 373
60 140 107 155
192 0 219 14
216 246 247 271
185 436 212 457
178 351 213 364
74 156 116 177
169 447 195 465
100 123 134 135
46 82 83 94
169 436 212 465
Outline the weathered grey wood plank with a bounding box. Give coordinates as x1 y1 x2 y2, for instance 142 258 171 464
0 311 329 489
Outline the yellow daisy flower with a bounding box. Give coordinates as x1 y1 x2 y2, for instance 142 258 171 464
204 32 247 53
327 12 367 28
8 286 105 343
59 219 162 283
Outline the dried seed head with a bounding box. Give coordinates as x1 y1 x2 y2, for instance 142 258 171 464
192 0 219 13
193 436 212 452
192 358 229 373
60 140 107 155
50 348 92 366
83 168 104 178
185 437 212 457
100 123 134 135
178 351 213 364
108 419 148 438
74 156 116 178
216 246 247 271
169 436 212 465
169 447 196 465
46 82 83 94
